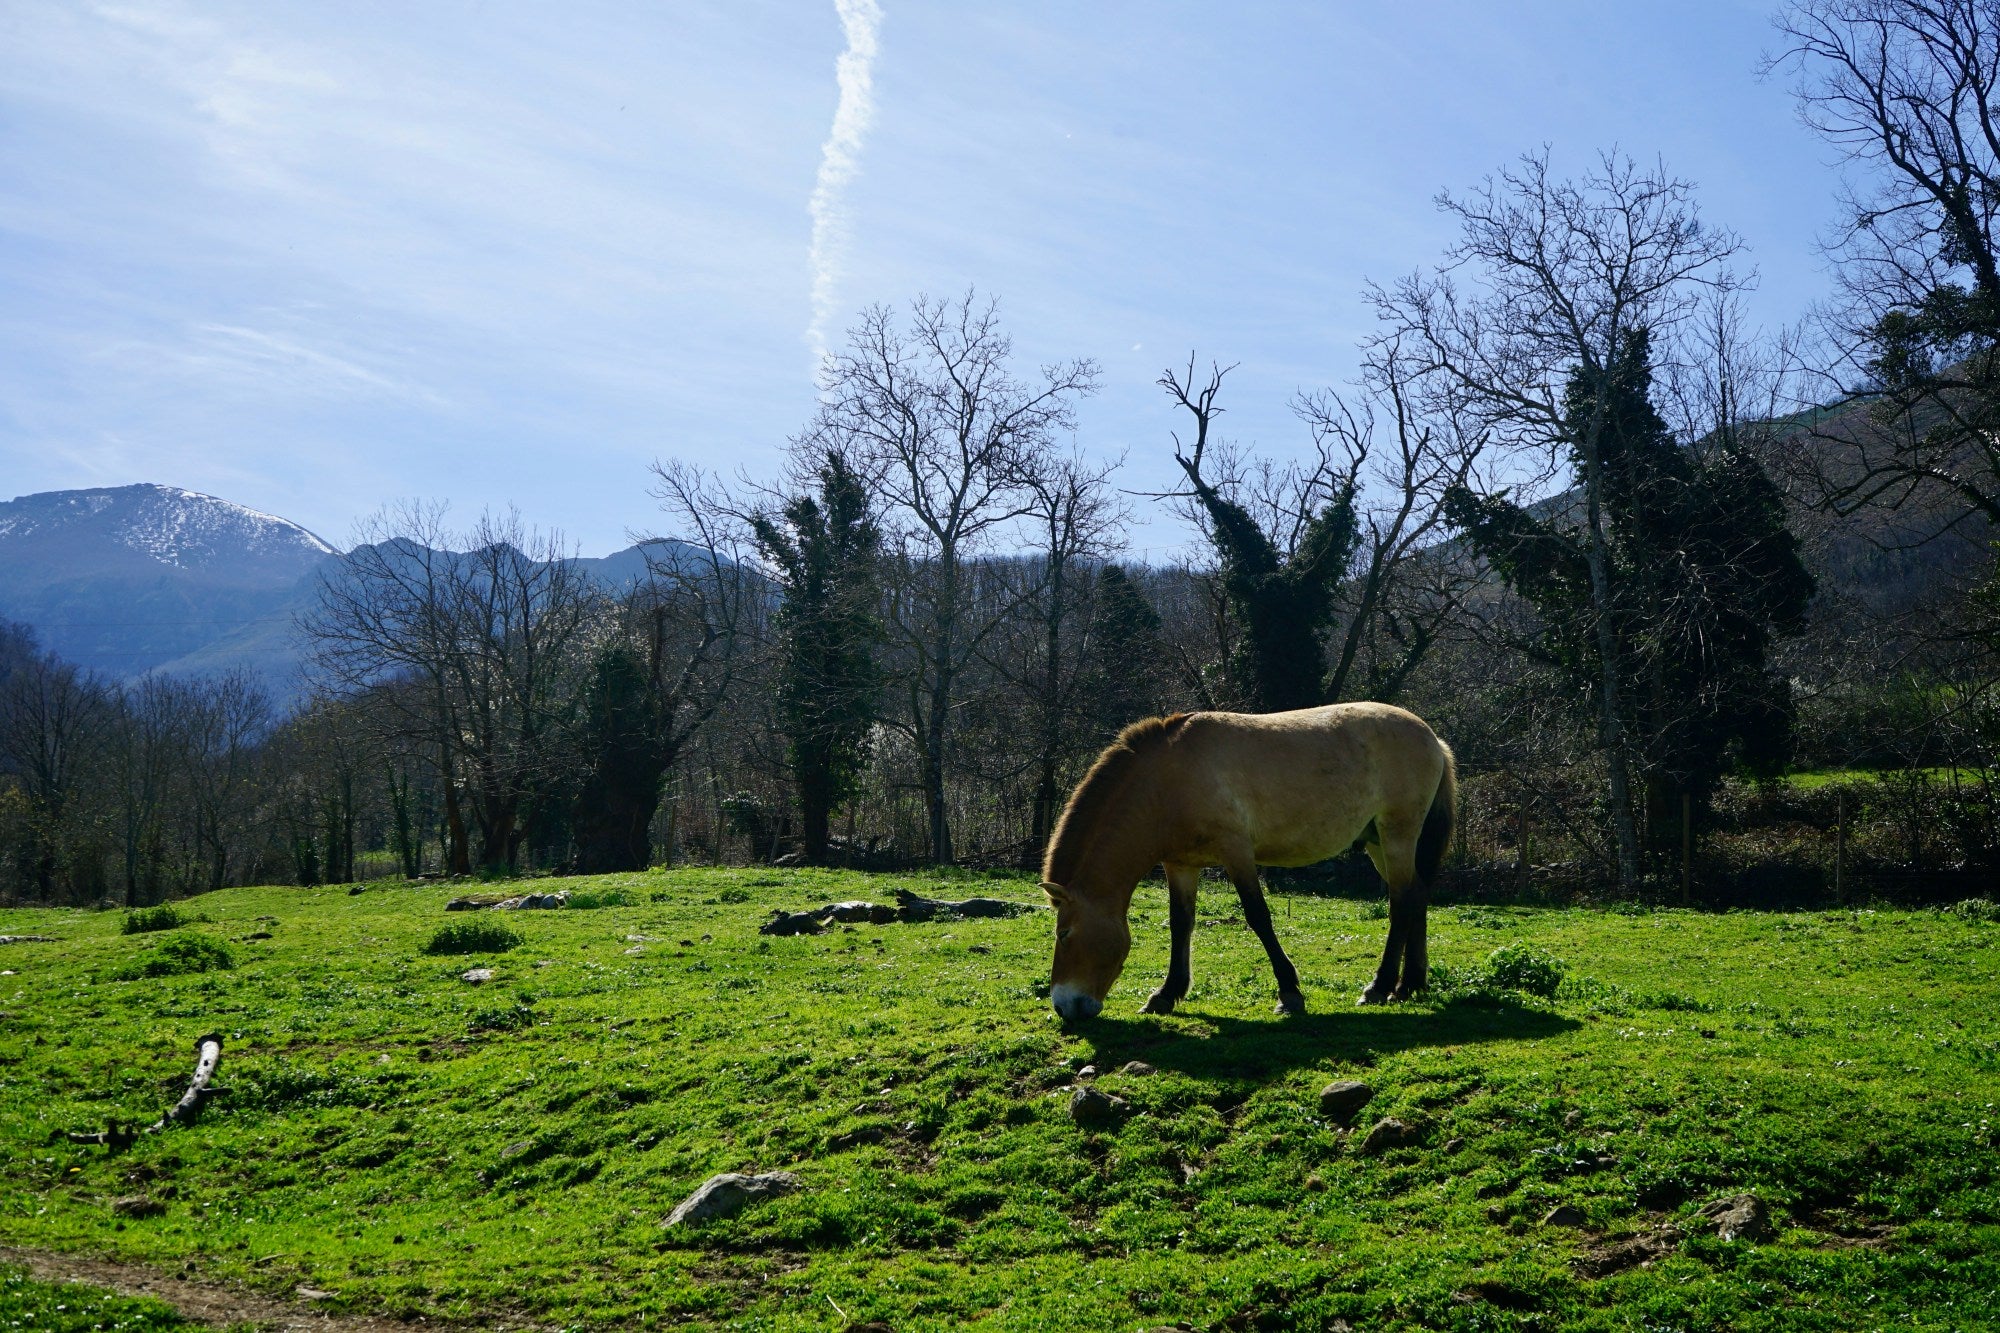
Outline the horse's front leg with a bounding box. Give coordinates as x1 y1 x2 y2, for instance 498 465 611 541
1226 861 1305 1015
1141 864 1199 1015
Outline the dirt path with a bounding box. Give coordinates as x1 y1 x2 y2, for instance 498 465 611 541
0 1246 540 1331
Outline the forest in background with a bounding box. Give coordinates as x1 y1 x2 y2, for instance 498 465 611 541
4 0 1999 909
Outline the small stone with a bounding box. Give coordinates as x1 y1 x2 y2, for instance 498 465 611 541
623 946 645 956
1543 1203 1589 1228
1443 1137 1466 1154
296 1286 337 1300
969 944 993 955
662 1171 803 1227
1698 1193 1773 1242
1563 1109 1584 1129
626 934 658 942
1076 1064 1098 1079
1068 1086 1131 1128
1119 1060 1156 1076
1359 1117 1413 1155
1319 1080 1375 1122
111 1195 164 1218
499 1140 531 1159
460 968 494 984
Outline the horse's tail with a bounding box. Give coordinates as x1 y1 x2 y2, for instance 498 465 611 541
1415 741 1457 886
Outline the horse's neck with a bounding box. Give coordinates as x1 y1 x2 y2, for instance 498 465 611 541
1070 771 1163 912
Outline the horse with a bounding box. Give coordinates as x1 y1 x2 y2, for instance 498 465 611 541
1041 702 1456 1022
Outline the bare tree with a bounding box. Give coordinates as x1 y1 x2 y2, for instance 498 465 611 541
176 670 272 893
798 291 1098 862
0 649 111 900
1296 341 1491 703
303 505 596 873
1768 0 2000 531
1371 149 1746 891
566 460 756 873
990 449 1126 858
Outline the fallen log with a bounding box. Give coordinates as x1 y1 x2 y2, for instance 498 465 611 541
893 888 1039 922
64 1033 224 1151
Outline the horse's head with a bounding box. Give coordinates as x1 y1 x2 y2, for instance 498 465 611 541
1042 881 1129 1021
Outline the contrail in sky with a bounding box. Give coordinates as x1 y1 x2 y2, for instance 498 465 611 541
807 0 882 372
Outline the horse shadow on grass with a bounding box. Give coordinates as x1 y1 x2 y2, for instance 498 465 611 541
1073 996 1580 1085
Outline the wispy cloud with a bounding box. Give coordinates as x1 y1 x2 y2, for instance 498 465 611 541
807 0 884 371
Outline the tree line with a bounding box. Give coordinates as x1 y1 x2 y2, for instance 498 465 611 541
5 0 1998 904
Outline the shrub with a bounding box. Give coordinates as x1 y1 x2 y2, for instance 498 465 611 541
1483 944 1568 999
422 921 523 955
564 889 633 910
118 933 234 979
1947 897 2000 923
121 906 186 935
468 1003 535 1033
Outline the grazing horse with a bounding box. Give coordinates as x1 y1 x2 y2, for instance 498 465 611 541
1042 703 1456 1021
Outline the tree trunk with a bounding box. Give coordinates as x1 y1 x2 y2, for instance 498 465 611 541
1578 413 1643 892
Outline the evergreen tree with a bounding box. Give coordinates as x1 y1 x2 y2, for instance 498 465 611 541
752 451 883 864
569 641 669 874
1077 564 1169 741
1445 329 1815 861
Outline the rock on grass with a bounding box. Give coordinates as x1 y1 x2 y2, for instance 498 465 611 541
1359 1117 1413 1154
1319 1080 1374 1122
1699 1193 1773 1242
1068 1086 1131 1128
662 1171 802 1227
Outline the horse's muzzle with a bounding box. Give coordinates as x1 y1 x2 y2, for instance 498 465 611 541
1050 984 1102 1022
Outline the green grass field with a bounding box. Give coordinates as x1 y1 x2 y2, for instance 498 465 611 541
2 869 1997 1331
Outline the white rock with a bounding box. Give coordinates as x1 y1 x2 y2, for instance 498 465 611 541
662 1171 802 1227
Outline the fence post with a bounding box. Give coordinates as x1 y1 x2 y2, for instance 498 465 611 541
1680 791 1692 907
1835 788 1847 906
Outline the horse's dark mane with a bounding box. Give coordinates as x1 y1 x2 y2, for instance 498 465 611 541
1043 713 1191 887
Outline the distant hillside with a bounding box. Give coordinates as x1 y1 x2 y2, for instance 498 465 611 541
0 484 338 683
0 483 716 702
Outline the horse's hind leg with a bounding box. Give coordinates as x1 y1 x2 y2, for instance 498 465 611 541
1142 864 1199 1016
1359 823 1424 1004
1224 858 1305 1015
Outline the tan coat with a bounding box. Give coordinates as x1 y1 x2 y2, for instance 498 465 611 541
1043 703 1455 1020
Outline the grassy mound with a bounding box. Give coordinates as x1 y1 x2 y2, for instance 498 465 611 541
112 932 233 979
421 920 524 955
2 868 1995 1330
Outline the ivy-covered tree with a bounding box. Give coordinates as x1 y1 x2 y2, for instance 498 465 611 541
1160 360 1362 713
1445 329 1815 860
752 451 883 864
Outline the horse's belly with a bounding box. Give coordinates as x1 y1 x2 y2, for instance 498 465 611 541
1249 806 1374 867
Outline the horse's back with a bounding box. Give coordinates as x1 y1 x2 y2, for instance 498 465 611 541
1167 703 1448 867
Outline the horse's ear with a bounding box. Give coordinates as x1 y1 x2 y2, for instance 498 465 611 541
1040 881 1069 907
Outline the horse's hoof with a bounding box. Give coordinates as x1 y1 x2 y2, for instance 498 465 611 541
1356 987 1390 1006
1389 985 1426 1003
1274 990 1306 1016
1140 990 1180 1016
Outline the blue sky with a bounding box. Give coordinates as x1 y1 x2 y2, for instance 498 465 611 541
0 1 1844 560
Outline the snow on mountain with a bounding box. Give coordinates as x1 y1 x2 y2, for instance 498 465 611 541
0 483 336 583
0 483 715 705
